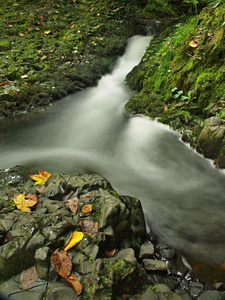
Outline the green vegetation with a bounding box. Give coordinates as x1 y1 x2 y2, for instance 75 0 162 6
126 0 225 145
0 0 147 117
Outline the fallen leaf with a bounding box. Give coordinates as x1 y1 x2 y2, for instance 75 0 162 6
81 204 93 214
189 39 199 48
70 24 75 28
18 33 24 37
66 274 82 295
36 186 46 193
79 218 98 234
21 75 28 79
81 193 94 198
14 193 38 212
105 249 117 257
25 193 38 202
93 24 100 29
29 169 51 186
44 30 52 35
64 231 84 251
52 249 72 278
20 266 38 290
66 197 79 214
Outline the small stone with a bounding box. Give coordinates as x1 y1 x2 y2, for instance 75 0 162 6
139 241 154 258
110 248 137 264
143 259 167 271
214 282 225 291
155 284 171 294
167 255 189 278
189 281 204 297
83 244 99 261
159 248 175 260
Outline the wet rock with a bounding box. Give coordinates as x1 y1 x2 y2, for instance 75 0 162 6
214 282 225 291
139 241 154 258
143 259 167 271
159 247 176 260
0 166 29 187
167 255 189 278
189 281 204 298
198 290 225 300
197 117 225 159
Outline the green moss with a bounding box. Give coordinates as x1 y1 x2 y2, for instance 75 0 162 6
126 0 225 136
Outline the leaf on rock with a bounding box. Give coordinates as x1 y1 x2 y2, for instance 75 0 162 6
36 186 46 193
66 197 79 214
79 218 98 234
66 274 82 295
44 30 52 35
81 204 93 214
64 231 84 251
81 193 94 198
25 193 38 202
52 249 72 278
105 249 117 257
14 193 38 212
20 266 38 290
29 169 51 186
189 39 199 48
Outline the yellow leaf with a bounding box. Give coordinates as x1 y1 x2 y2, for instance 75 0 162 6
29 169 51 186
19 33 24 37
93 24 100 29
113 7 120 11
64 231 84 251
44 30 51 35
189 39 199 48
21 75 28 79
14 193 38 212
73 0 76 3
70 24 75 28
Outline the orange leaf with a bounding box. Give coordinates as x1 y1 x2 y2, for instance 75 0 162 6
36 186 46 193
222 261 225 270
52 249 72 278
14 193 38 212
105 249 117 257
81 204 93 214
66 274 82 296
20 266 38 290
29 169 51 185
64 231 84 251
79 218 98 234
189 39 199 48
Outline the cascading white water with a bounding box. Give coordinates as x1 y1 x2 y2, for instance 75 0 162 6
0 35 225 266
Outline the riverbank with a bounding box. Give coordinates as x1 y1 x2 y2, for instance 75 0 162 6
0 0 153 118
0 166 225 300
125 0 225 167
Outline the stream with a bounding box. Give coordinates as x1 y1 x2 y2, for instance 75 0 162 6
0 35 225 274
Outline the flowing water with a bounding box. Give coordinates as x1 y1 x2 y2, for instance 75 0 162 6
0 36 225 271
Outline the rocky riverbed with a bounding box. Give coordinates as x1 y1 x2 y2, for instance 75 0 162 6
0 166 225 300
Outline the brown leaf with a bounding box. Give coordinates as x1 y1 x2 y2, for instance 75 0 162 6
36 186 46 193
66 197 79 214
66 274 82 295
79 218 98 234
81 193 94 198
105 249 117 257
20 266 38 290
52 249 72 278
81 204 93 214
25 193 38 202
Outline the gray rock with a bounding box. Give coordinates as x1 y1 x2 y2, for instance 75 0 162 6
110 248 137 264
159 248 175 260
139 241 154 258
167 255 189 278
35 247 50 280
155 284 171 294
197 117 225 159
198 290 225 300
46 281 77 300
82 244 99 261
214 283 225 291
143 259 167 271
189 281 204 298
